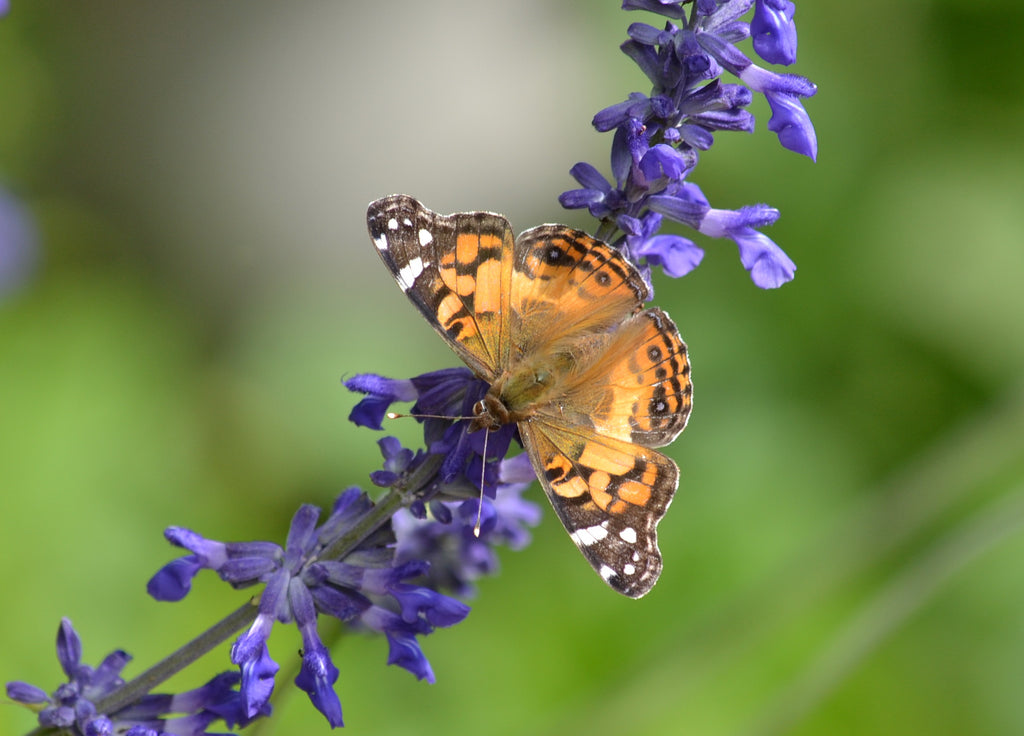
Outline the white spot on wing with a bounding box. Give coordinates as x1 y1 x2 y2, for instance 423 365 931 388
402 218 413 227
397 257 425 286
373 234 388 251
619 527 637 544
387 218 399 231
623 564 636 576
571 524 609 547
418 228 434 246
599 564 616 582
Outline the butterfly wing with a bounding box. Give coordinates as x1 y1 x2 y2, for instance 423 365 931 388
509 225 649 360
508 227 691 596
367 195 515 379
558 307 692 447
519 419 678 598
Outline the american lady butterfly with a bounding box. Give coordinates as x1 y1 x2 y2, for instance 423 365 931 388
367 195 692 597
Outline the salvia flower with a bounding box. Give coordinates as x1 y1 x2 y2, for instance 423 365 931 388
147 488 469 728
347 368 518 502
346 369 543 596
560 0 817 289
393 452 543 597
5 618 259 736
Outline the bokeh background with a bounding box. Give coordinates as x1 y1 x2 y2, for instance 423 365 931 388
3 2 1024 735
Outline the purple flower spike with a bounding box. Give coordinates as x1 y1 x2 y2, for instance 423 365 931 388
8 619 255 735
150 484 473 729
561 0 816 287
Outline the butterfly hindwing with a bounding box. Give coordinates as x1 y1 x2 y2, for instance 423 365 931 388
557 307 692 447
367 195 515 379
519 419 678 598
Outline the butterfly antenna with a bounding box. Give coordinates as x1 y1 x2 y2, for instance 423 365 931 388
386 411 474 421
386 410 487 534
473 429 489 538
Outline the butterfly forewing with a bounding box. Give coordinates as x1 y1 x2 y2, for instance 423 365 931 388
367 195 515 379
510 226 648 359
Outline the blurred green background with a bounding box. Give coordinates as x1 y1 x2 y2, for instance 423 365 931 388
3 2 1024 735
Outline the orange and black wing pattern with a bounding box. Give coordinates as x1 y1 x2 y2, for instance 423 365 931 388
367 195 515 380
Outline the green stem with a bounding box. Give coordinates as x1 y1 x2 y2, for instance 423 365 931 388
594 218 619 243
318 487 406 561
95 600 259 715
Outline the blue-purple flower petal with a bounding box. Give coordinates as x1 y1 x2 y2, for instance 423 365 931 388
344 374 418 430
731 227 796 288
236 641 279 719
6 681 49 703
294 637 342 728
146 555 203 601
56 618 83 680
766 90 818 160
751 0 797 65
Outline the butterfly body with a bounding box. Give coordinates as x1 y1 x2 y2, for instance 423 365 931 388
367 195 692 597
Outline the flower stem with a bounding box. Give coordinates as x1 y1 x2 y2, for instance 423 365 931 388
95 600 259 716
595 219 619 243
318 454 441 560
319 487 406 560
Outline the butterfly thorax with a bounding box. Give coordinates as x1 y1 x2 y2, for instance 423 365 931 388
469 354 570 433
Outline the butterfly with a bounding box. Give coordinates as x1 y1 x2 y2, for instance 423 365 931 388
366 195 692 597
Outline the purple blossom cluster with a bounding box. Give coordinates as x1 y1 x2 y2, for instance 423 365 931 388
146 488 472 727
6 619 261 736
347 369 543 597
560 0 816 290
